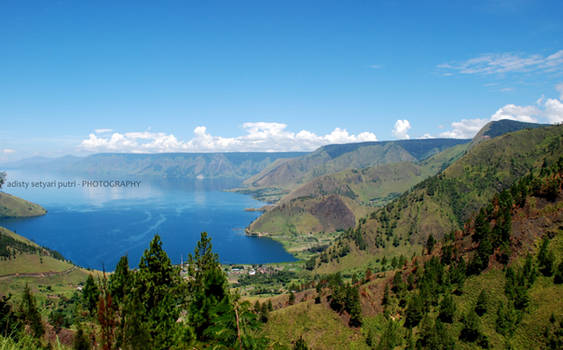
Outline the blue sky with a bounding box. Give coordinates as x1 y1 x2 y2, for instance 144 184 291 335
1 0 562 159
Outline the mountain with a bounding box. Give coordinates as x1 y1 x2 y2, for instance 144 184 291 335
3 152 307 180
246 120 547 242
312 123 562 273
262 155 563 349
243 138 470 191
472 119 546 144
247 143 469 238
0 192 46 218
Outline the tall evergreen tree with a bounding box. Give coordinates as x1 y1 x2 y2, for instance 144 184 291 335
82 274 99 316
554 261 563 284
438 293 455 323
475 289 488 316
19 284 44 338
538 238 555 276
134 234 184 349
188 232 233 342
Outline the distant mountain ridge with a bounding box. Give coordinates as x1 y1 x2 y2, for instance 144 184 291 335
244 138 470 190
2 152 307 180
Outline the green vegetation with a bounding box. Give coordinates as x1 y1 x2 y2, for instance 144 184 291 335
314 124 562 273
0 192 46 218
1 120 561 349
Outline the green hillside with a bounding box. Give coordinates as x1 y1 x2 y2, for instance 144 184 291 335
259 152 563 349
247 143 469 243
310 124 562 274
0 192 46 218
244 138 469 191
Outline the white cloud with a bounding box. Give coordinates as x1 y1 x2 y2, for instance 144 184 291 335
556 83 563 100
392 120 411 139
369 64 382 69
2 149 15 154
438 50 563 75
490 104 539 123
440 85 563 138
439 118 488 139
94 128 113 134
544 98 563 123
419 133 434 139
79 123 378 153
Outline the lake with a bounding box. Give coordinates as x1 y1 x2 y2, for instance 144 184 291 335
0 171 295 270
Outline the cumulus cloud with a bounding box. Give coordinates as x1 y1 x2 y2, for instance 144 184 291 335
79 122 378 153
439 118 489 139
392 120 411 139
2 149 15 154
440 86 563 138
490 104 539 123
438 50 563 75
94 128 113 134
556 83 563 99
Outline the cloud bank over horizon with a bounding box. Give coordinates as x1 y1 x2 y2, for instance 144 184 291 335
80 122 378 153
440 93 563 139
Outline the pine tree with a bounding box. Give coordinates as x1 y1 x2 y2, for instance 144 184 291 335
376 319 402 350
438 294 455 323
475 289 488 316
82 274 99 316
382 284 390 306
289 291 296 305
19 284 44 338
134 234 184 349
495 302 518 336
426 234 435 254
109 255 130 304
459 310 481 343
188 232 233 342
554 261 563 284
405 293 424 328
538 238 555 276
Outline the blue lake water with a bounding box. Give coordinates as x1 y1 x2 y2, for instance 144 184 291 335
0 171 295 270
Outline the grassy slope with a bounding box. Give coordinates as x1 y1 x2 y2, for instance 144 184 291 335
265 173 562 349
0 192 46 218
0 227 98 309
262 300 369 349
248 144 469 237
244 139 468 191
314 125 563 274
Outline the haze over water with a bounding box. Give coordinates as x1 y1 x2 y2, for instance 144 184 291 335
0 171 295 270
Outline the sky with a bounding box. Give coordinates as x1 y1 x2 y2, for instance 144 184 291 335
1 0 563 160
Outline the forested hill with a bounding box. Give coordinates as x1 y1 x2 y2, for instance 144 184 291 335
2 152 306 180
244 138 470 190
312 124 563 272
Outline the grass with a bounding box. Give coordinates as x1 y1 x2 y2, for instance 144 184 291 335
261 299 369 349
0 192 46 218
0 254 73 275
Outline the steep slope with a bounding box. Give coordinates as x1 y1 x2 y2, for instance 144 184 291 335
0 192 46 218
262 156 563 349
244 139 470 191
247 143 469 237
472 119 546 144
313 124 562 272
